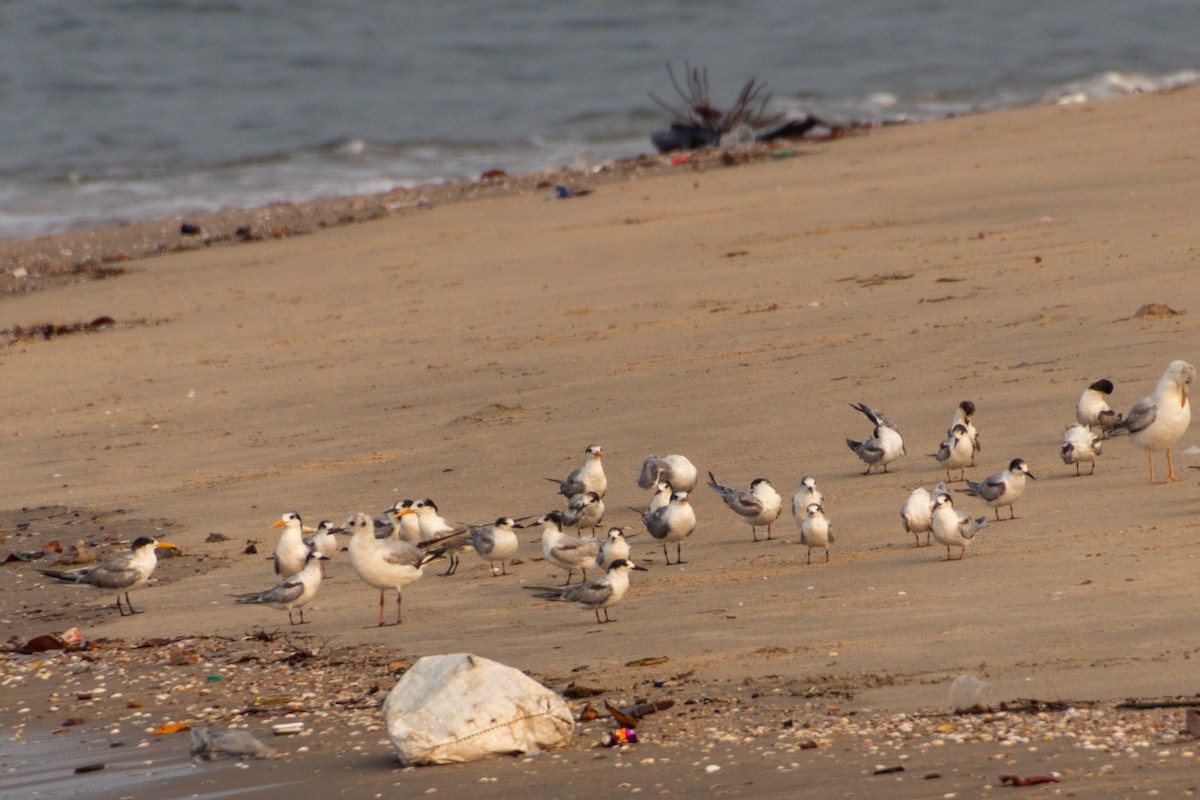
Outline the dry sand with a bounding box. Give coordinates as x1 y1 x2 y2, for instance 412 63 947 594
3 87 1200 798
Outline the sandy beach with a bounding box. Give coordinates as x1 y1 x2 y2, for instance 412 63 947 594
3 86 1200 798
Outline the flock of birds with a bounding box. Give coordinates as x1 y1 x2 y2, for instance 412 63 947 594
35 360 1194 626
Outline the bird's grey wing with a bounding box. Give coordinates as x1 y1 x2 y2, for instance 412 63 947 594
553 537 597 557
637 456 672 489
850 402 880 426
726 492 765 516
381 541 421 567
84 554 142 589
644 509 669 538
855 438 885 464
974 475 1008 501
564 577 614 606
1121 397 1157 434
470 529 496 557
258 579 305 605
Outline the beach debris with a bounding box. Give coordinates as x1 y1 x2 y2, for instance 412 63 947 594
272 721 305 735
74 763 106 774
16 627 84 654
949 674 993 712
625 656 669 668
649 62 780 153
3 316 134 346
180 223 202 236
152 722 191 735
1000 774 1061 786
54 540 101 565
553 185 593 199
873 765 905 775
205 532 230 543
605 701 639 728
1133 302 1184 319
602 727 638 747
1187 708 1200 738
382 653 574 765
189 726 277 761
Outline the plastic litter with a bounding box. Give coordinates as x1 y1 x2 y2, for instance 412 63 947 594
949 674 993 712
189 726 277 761
382 653 574 766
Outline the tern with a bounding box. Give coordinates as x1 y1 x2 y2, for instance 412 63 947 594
797 503 833 564
1108 360 1194 484
1076 379 1122 432
303 520 338 577
547 444 607 498
1061 424 1103 476
595 527 633 569
930 493 988 561
640 490 696 565
410 499 471 575
962 458 1036 520
529 559 647 624
561 490 605 534
38 536 177 616
338 512 443 626
438 517 527 577
533 510 600 585
636 454 698 493
933 423 974 482
948 400 981 466
900 485 934 547
234 549 327 625
381 499 422 542
847 402 906 474
270 511 308 577
706 471 782 541
790 476 825 520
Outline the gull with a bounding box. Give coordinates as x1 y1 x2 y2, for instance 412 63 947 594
636 454 698 493
930 493 988 561
1076 379 1122 432
790 476 825 520
303 520 338 577
38 536 177 616
706 471 782 541
271 511 308 577
640 490 697 565
797 503 833 564
932 423 974 482
900 485 934 547
962 458 1036 520
547 444 607 498
410 498 471 575
337 512 443 626
1108 360 1195 484
948 400 981 466
533 510 600 585
529 560 647 624
561 490 605 534
1061 424 1103 476
596 527 632 570
459 517 525 577
234 550 327 625
847 402 906 474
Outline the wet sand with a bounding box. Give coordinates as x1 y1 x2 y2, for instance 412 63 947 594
4 86 1200 798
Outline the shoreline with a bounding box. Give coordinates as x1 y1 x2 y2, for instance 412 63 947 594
3 85 1200 797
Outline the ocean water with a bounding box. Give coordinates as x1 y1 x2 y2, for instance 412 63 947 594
1 0 1197 241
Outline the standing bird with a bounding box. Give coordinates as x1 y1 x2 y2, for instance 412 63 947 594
636 454 698 493
561 490 605 534
706 472 782 541
900 485 934 547
1108 360 1194 484
791 476 825 519
411 499 471 575
529 560 648 624
640 490 697 565
234 550 327 625
37 536 176 616
547 444 607 498
948 400 981 466
338 512 443 626
381 499 422 542
932 424 974 482
459 517 524 577
270 511 308 577
1076 379 1122 432
1061 424 1103 476
534 510 600 585
963 458 1037 520
847 403 906 474
596 527 633 570
797 503 833 564
303 520 338 577
930 493 988 561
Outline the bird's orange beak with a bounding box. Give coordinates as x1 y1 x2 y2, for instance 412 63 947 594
270 519 285 528
155 542 178 550
393 509 415 519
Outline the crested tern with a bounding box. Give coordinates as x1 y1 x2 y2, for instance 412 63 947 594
930 493 987 561
847 402 906 474
1061 423 1103 476
963 458 1036 520
38 536 176 616
529 559 647 624
234 549 327 625
706 471 782 541
636 454 698 493
640 490 696 565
